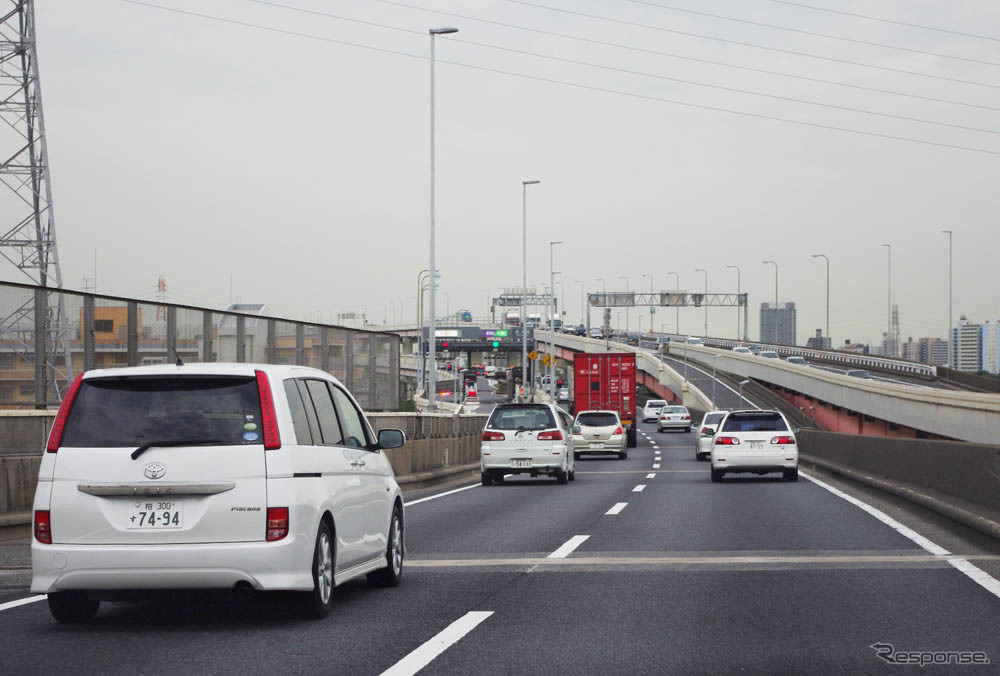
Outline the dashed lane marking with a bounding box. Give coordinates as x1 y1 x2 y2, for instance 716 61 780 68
380 611 494 676
633 485 646 492
0 595 46 613
548 535 591 559
606 502 628 515
647 473 656 478
653 463 661 469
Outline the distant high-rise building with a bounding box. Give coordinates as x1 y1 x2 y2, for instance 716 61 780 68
901 336 921 362
806 329 831 350
917 337 948 366
981 321 1000 375
952 316 983 372
760 302 796 345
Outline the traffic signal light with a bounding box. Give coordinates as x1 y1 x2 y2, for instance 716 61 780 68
491 341 500 349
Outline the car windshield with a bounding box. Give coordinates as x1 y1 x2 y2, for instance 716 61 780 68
664 406 687 414
60 376 261 447
577 412 618 427
721 412 788 432
704 413 725 426
488 405 556 431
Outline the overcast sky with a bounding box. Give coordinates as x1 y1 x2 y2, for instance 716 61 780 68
21 0 1000 345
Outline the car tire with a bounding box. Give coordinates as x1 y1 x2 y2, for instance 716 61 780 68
618 450 627 460
784 467 799 482
627 428 637 448
368 507 403 588
303 521 335 619
47 592 99 624
481 472 492 486
493 472 505 484
685 426 691 433
711 468 724 483
568 469 575 482
557 468 569 484
573 452 580 461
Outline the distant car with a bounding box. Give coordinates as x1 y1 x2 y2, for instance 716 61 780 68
589 328 603 338
484 365 497 377
574 324 587 336
759 350 780 360
572 410 627 460
657 405 691 432
556 387 570 403
846 369 872 379
686 337 704 345
642 399 668 422
480 403 575 484
785 356 807 365
732 346 752 354
711 409 799 482
695 410 727 460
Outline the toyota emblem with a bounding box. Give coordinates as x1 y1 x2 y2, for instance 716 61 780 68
143 462 167 480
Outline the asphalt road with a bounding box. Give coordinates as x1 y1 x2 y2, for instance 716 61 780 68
2 422 1000 675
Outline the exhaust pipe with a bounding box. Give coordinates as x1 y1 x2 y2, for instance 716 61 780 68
233 581 256 599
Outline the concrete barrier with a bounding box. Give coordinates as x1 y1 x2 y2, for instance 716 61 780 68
798 430 1000 539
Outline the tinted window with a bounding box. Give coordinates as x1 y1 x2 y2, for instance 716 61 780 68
488 405 556 431
304 379 344 445
577 412 618 427
665 406 687 414
331 386 369 449
722 413 788 432
283 379 313 445
646 400 667 408
704 413 725 426
61 376 260 447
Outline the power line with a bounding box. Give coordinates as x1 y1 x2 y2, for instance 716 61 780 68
622 0 1000 67
252 0 1000 136
122 1 1000 157
367 0 1000 113
500 0 1000 90
766 0 1000 43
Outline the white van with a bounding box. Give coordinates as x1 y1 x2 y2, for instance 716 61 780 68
31 363 406 622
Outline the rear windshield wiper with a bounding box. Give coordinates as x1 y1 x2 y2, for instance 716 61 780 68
131 439 221 460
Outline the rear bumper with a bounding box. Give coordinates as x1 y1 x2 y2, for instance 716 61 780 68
657 421 689 429
30 535 313 594
711 450 798 473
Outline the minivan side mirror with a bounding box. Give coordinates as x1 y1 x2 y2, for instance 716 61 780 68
572 425 581 434
792 427 801 435
376 428 405 450
703 428 715 436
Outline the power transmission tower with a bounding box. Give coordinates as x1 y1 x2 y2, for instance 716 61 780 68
0 0 71 403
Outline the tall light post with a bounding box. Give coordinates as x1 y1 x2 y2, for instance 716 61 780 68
811 254 830 347
642 273 654 336
667 271 679 335
548 240 563 395
575 279 584 327
618 275 630 332
427 25 458 411
882 243 891 356
762 260 778 342
726 265 741 341
694 268 708 337
738 379 750 409
522 179 540 399
942 230 953 366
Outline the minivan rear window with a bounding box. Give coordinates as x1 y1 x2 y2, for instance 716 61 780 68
577 412 618 427
704 413 725 426
721 412 788 432
646 400 667 408
488 405 556 431
60 376 261 448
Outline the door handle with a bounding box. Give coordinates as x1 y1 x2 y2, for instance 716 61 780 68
358 460 367 467
350 461 360 467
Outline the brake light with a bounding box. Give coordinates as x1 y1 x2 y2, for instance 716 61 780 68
612 426 624 436
34 510 51 544
715 436 741 445
701 427 708 434
771 436 796 445
266 507 289 541
538 430 563 441
255 370 281 450
482 430 505 441
46 373 84 452
684 415 690 420
468 390 476 397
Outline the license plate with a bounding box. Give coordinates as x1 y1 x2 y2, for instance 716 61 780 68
590 442 603 449
748 441 764 450
511 458 531 468
127 500 183 529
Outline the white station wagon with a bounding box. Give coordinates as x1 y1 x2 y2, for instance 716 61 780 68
31 363 406 622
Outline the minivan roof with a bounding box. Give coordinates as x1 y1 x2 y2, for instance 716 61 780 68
81 363 338 383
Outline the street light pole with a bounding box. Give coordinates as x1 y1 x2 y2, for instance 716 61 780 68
811 254 830 347
942 230 952 366
575 279 584 327
882 243 891 356
667 271 679 335
522 179 540 399
726 265 741 341
548 240 562 395
642 273 653 336
428 26 458 411
762 260 778 342
694 268 708 337
618 275 630 332
738 379 750 409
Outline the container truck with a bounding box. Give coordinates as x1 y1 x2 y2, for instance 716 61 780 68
572 352 637 448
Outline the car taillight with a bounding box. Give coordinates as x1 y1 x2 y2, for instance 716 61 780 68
482 430 505 441
715 436 740 445
255 370 281 450
701 427 709 434
538 430 563 441
266 507 289 541
468 390 476 397
34 510 51 544
46 374 84 452
684 415 690 420
612 426 624 436
771 436 796 445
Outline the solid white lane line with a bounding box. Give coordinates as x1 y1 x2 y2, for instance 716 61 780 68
646 473 656 478
548 535 590 559
653 463 661 469
633 484 646 492
0 595 46 613
606 502 628 515
406 482 480 506
381 611 494 676
801 470 1000 601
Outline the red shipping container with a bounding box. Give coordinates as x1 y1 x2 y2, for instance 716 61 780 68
573 352 637 448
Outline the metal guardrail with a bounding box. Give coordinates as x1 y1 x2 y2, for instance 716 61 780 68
0 281 400 410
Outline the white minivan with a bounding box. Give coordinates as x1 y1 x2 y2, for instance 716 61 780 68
480 403 575 484
31 363 406 622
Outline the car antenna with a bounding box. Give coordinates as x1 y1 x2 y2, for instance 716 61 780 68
174 348 184 367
